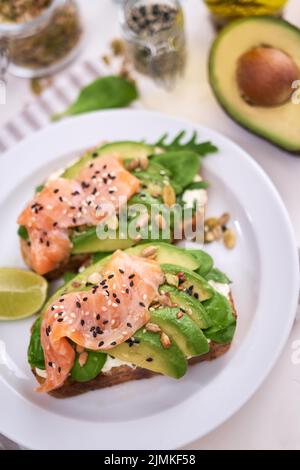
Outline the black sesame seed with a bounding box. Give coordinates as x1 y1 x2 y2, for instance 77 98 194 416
108 274 114 279
139 302 145 307
128 274 135 279
59 298 64 303
92 152 98 158
76 301 81 309
194 293 199 300
125 288 129 294
102 177 107 184
59 196 63 202
146 357 153 362
58 367 61 373
116 298 120 304
127 322 132 328
48 361 53 367
92 188 97 195
103 164 107 170
83 297 88 302
98 341 104 347
113 293 117 298
71 191 80 196
103 320 109 325
130 281 134 287
89 163 94 168
53 222 58 227
110 341 117 346
96 314 101 320
119 269 125 274
57 318 64 323
46 241 50 247
80 319 85 326
54 188 59 194
90 326 95 332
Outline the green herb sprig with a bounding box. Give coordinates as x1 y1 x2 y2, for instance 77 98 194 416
154 130 218 156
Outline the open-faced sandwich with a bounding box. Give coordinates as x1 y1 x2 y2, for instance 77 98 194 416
28 243 236 397
18 133 216 279
17 133 216 279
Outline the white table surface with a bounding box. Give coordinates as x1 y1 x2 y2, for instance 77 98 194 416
1 0 300 451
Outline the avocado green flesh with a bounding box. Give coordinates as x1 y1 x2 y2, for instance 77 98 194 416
150 307 209 357
209 16 300 152
71 351 107 382
185 249 213 277
127 243 201 271
62 142 159 179
162 264 214 301
159 284 210 329
107 329 187 379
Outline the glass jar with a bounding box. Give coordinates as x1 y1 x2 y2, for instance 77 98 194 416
0 0 83 78
120 0 186 89
203 0 288 28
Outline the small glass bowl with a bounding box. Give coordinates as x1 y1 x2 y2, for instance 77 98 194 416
0 0 83 78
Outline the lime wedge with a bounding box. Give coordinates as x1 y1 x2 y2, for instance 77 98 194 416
0 268 47 321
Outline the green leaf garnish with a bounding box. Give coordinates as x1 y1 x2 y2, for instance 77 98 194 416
18 225 29 241
154 131 218 156
52 76 139 121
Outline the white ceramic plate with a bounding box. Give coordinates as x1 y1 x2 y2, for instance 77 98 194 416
0 110 298 450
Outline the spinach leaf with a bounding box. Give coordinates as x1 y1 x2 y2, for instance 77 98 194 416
28 316 45 370
202 292 234 330
71 351 107 382
152 150 200 194
185 181 209 190
154 131 218 157
205 268 232 284
204 322 236 344
186 249 213 276
52 76 138 121
18 225 29 241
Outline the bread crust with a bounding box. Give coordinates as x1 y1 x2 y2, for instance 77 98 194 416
32 293 236 398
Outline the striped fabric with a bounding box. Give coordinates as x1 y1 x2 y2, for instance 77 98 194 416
0 58 107 153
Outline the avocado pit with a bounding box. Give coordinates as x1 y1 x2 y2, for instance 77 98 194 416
236 46 299 107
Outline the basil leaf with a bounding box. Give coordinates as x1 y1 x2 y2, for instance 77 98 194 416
52 76 138 121
152 150 200 194
28 317 45 370
205 268 232 284
18 225 29 241
154 130 218 156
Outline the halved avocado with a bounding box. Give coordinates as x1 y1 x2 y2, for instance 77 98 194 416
159 284 210 329
150 307 209 357
209 17 300 153
162 264 214 301
63 142 159 179
127 242 201 271
108 328 187 379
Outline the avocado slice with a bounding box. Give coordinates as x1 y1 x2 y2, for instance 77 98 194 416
71 351 107 382
159 284 210 329
108 328 187 379
63 142 159 179
162 264 214 301
127 243 201 271
185 249 213 277
150 307 209 357
209 16 300 153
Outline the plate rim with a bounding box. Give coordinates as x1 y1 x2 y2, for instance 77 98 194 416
0 109 298 450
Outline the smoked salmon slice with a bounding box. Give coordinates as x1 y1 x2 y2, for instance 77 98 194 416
37 251 164 393
18 154 140 275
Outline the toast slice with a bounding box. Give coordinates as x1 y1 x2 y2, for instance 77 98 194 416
32 293 236 398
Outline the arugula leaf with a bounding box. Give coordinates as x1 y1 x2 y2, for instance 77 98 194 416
52 76 139 121
154 130 218 156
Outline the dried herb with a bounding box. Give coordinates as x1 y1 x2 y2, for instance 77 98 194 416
52 76 139 121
